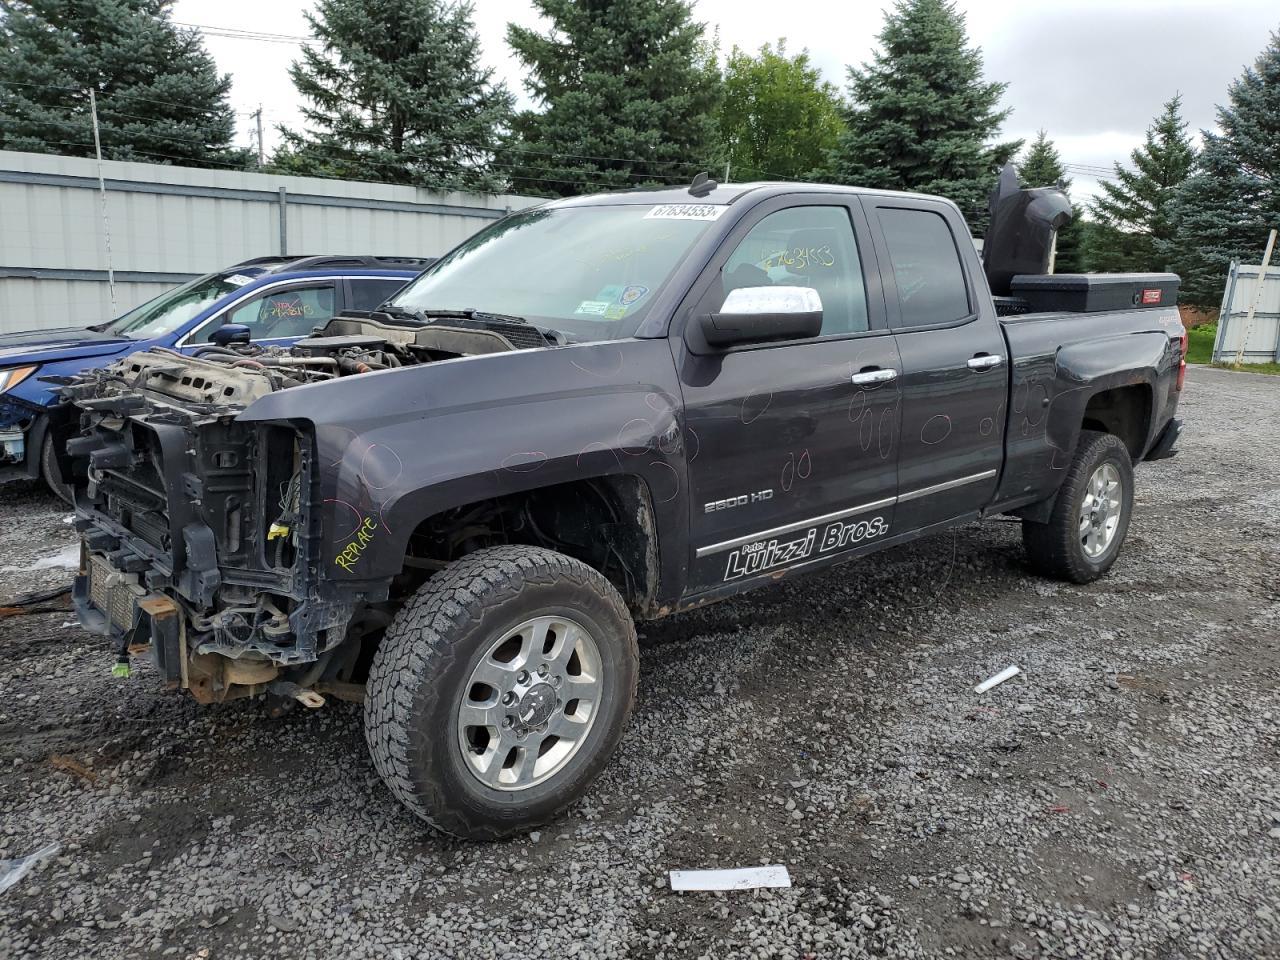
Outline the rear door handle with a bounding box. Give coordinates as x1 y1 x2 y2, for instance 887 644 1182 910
967 354 1004 371
851 367 898 385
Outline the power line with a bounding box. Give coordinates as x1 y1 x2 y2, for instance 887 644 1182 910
0 78 258 117
170 21 314 46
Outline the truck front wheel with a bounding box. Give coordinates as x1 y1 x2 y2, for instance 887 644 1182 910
364 545 638 839
1022 429 1134 583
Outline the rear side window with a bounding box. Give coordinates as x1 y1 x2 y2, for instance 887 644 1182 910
349 278 407 312
878 208 970 327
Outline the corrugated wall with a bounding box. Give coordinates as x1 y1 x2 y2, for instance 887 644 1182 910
0 150 542 333
1212 261 1280 363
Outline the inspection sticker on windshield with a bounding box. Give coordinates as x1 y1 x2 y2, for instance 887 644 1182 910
574 300 611 316
644 203 727 221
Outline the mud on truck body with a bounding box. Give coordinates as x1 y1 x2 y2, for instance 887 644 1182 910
59 170 1186 838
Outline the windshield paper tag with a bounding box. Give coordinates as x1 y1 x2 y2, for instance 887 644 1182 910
644 204 727 221
574 300 611 316
225 274 253 287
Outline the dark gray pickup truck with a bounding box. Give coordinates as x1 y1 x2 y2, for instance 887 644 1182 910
58 169 1186 838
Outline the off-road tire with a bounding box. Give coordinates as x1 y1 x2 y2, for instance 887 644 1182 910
364 545 638 839
1022 429 1134 584
41 432 72 504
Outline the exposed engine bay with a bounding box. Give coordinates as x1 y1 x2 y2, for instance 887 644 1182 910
56 312 558 706
83 312 554 405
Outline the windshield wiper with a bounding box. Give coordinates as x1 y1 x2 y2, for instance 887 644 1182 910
417 307 535 326
373 303 426 323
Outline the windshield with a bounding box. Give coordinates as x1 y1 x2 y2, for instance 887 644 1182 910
103 273 255 338
392 204 723 341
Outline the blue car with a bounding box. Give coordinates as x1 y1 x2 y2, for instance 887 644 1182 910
0 254 430 499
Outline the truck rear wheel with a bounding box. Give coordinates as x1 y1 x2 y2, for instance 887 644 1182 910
1022 429 1134 583
364 545 638 839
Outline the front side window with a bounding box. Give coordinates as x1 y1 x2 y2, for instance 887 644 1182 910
393 204 720 342
104 272 255 339
878 208 971 327
197 285 336 342
717 206 869 336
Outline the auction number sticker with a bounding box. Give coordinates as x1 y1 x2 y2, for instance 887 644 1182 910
645 203 727 221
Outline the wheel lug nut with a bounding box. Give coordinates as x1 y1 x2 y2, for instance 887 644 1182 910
501 716 513 728
502 692 515 705
517 670 530 684
551 676 561 687
537 664 548 677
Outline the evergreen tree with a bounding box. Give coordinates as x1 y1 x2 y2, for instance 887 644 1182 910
1169 31 1280 308
1016 129 1085 273
715 40 843 182
822 0 1019 234
505 0 721 197
0 0 244 168
276 0 513 191
1088 95 1195 272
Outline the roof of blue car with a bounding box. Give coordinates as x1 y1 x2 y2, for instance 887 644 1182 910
229 254 433 275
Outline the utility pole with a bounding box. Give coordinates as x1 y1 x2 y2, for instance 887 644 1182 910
88 88 116 315
252 105 265 168
723 160 731 184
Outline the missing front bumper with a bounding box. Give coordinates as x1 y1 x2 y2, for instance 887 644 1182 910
74 552 186 683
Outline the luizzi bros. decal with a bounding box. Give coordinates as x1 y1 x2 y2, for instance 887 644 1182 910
723 515 889 581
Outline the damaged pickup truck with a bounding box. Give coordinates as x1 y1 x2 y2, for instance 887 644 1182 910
59 169 1186 838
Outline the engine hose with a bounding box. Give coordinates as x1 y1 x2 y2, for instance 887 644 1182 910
338 356 387 375
253 357 339 368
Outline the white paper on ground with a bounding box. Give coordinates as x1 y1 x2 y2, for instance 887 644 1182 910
669 865 792 891
974 665 1022 694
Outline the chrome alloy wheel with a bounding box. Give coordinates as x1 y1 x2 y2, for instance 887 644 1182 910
1078 462 1123 559
456 616 602 791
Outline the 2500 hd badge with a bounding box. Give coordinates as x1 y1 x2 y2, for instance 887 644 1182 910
724 515 890 581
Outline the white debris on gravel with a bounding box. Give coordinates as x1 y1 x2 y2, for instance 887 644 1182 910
0 844 61 895
670 865 791 891
974 664 1022 693
0 542 79 573
0 367 1277 960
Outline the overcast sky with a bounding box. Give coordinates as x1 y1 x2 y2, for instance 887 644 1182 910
172 0 1277 203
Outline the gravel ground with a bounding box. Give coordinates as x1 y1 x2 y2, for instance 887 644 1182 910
1 365 1277 960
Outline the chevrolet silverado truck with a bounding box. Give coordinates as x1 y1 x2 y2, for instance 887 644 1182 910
58 169 1186 839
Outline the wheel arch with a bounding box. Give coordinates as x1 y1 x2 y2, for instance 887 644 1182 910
395 473 662 618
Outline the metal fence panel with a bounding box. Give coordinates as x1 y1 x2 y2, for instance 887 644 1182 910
1212 261 1280 363
0 149 540 333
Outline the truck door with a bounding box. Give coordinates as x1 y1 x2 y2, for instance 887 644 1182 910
674 196 901 594
862 197 1006 531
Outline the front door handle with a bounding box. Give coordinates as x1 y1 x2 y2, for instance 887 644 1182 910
967 354 1004 371
851 367 898 386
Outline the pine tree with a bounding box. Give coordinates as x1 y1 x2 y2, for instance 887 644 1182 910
1016 130 1085 273
276 0 513 191
822 0 1020 234
715 41 843 182
1088 95 1195 272
505 0 721 197
0 0 245 168
1169 32 1280 308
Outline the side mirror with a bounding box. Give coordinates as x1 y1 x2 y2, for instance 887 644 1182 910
700 286 823 347
210 323 252 348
